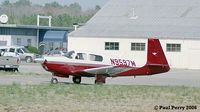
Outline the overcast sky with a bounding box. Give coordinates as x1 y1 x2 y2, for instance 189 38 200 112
0 0 108 10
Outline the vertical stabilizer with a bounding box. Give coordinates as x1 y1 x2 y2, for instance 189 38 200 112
143 38 170 74
112 38 170 77
147 38 169 66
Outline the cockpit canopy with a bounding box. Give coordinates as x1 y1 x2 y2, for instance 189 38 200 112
65 50 103 62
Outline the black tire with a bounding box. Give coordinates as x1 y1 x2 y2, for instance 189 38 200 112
15 68 19 72
25 56 33 63
51 78 58 84
72 76 81 84
95 80 97 84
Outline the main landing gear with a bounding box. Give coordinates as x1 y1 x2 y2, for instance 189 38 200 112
72 76 81 84
95 75 106 84
50 76 82 84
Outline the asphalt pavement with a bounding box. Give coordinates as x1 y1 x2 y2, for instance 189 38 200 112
0 62 200 87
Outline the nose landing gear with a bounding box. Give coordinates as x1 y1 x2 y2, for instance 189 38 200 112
51 78 58 84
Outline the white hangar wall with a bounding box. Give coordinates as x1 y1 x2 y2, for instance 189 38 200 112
68 37 200 69
186 40 200 69
0 35 37 47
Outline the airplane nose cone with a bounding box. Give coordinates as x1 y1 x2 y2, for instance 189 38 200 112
42 60 48 70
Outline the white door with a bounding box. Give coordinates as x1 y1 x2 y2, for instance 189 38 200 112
188 49 200 69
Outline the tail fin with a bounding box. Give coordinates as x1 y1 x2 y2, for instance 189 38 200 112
147 38 169 66
134 38 170 75
144 38 170 74
112 38 170 77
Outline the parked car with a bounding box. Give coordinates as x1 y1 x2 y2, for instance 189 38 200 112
0 46 39 63
0 50 20 71
45 50 67 56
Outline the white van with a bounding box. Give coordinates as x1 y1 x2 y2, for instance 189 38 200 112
0 46 37 63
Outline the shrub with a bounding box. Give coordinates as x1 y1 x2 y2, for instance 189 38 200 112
26 46 39 54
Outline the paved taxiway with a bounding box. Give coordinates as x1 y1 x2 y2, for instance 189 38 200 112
0 62 200 87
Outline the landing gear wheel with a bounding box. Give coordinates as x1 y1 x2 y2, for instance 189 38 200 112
25 57 33 63
51 78 58 84
15 68 19 72
72 76 81 84
95 75 106 84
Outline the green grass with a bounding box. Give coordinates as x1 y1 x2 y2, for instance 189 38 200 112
0 84 200 112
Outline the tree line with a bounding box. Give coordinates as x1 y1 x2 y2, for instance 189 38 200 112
0 0 101 26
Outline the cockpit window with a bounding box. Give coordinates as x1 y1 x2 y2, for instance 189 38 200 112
89 54 103 62
75 53 87 60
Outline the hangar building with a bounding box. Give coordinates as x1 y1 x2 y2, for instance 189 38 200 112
69 0 200 69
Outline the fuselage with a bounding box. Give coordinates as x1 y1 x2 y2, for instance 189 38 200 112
42 51 137 77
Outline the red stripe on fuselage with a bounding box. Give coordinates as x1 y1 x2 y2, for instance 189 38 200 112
42 61 110 77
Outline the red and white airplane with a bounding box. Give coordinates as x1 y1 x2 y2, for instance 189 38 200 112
42 38 170 84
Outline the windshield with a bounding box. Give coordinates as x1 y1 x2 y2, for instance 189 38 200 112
22 48 30 53
65 50 75 59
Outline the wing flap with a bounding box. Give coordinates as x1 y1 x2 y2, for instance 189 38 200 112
84 65 114 75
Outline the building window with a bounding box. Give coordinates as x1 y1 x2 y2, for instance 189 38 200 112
27 39 32 46
166 44 181 52
0 28 37 36
17 38 21 46
131 43 145 51
105 42 119 50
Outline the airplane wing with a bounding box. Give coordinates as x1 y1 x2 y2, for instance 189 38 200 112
83 65 133 76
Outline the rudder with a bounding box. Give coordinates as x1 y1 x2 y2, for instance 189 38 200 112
111 38 170 77
146 38 169 67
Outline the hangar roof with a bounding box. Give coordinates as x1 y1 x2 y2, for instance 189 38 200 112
69 0 200 39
